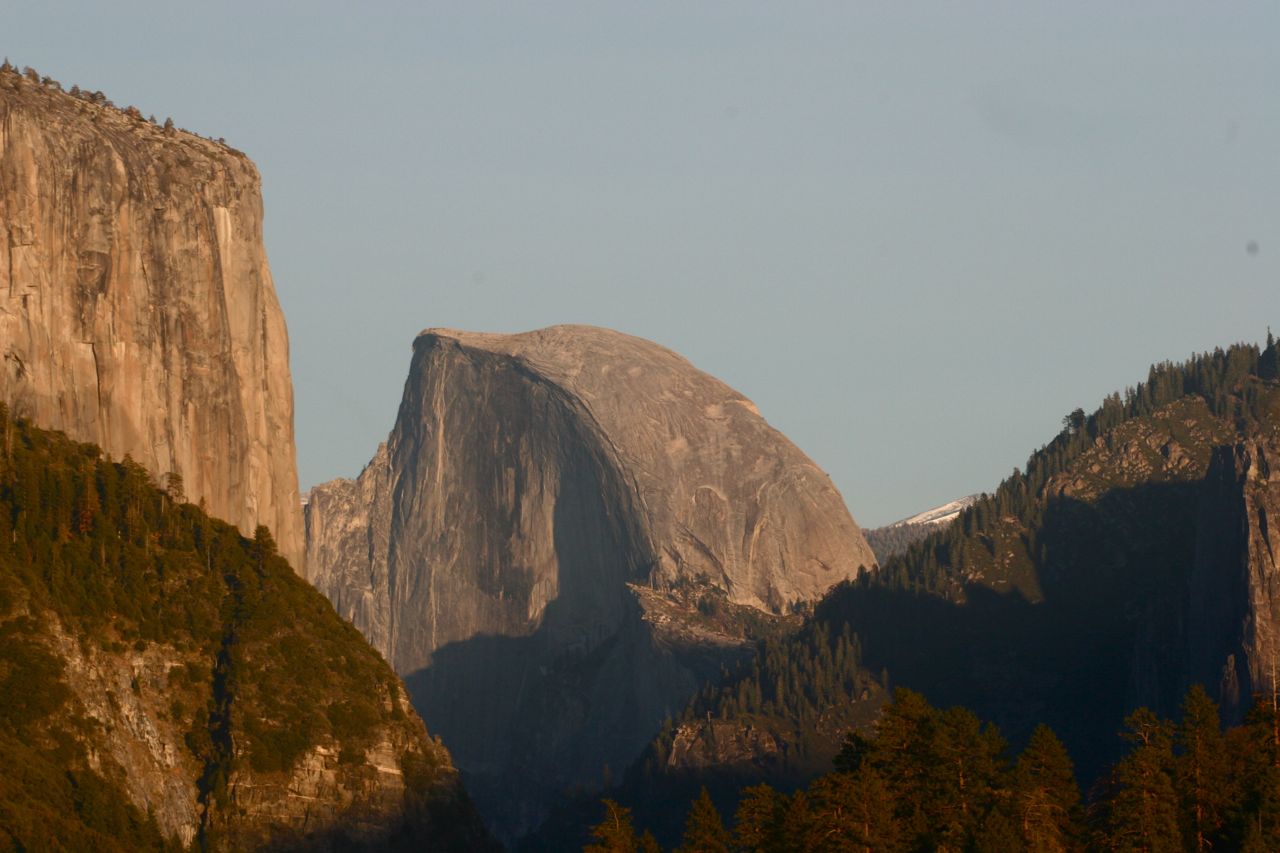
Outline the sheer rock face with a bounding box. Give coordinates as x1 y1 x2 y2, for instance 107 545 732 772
305 324 874 835
1190 438 1280 719
0 70 303 568
306 325 873 674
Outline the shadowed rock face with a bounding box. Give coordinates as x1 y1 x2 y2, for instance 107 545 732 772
305 324 874 836
1190 438 1280 720
0 68 303 568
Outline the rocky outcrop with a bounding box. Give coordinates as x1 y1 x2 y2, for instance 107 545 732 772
0 65 303 568
305 324 873 837
1189 438 1280 720
43 617 481 851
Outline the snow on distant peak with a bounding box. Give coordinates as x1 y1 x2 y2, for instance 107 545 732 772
891 495 981 529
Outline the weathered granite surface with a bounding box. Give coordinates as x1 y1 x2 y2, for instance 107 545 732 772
307 324 874 673
0 66 303 568
305 324 875 837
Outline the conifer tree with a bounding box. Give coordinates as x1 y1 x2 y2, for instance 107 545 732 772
1260 327 1279 380
779 790 813 853
868 687 936 841
678 788 731 853
1013 725 1082 853
1103 708 1181 852
806 766 903 852
585 799 641 853
1174 685 1230 852
926 705 1010 849
1231 694 1280 850
972 807 1024 853
733 784 786 853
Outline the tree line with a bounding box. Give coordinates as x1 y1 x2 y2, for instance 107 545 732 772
878 335 1279 595
588 684 1280 852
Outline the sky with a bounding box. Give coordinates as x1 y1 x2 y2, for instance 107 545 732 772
7 2 1278 527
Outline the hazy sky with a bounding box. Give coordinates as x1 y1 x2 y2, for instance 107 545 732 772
8 3 1278 526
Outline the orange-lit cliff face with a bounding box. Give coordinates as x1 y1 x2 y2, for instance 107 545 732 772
0 66 303 569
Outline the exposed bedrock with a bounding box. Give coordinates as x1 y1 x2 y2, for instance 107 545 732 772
1189 438 1280 720
305 324 875 836
0 71 303 567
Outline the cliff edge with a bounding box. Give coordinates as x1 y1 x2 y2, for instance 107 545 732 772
0 65 303 568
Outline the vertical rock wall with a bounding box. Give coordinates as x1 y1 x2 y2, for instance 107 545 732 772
1190 439 1280 719
0 69 303 568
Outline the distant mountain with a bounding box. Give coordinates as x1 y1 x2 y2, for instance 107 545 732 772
304 324 876 840
863 495 981 564
891 495 981 528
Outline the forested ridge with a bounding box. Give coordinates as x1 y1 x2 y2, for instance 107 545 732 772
877 337 1279 596
588 685 1280 852
557 333 1280 851
0 408 485 851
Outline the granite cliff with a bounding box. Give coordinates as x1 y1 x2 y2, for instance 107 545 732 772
305 324 874 837
0 64 303 568
1189 437 1280 719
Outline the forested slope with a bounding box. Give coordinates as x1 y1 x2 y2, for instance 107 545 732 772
557 334 1280 848
0 408 493 851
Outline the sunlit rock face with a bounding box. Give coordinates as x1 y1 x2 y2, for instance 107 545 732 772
306 324 874 838
0 69 303 568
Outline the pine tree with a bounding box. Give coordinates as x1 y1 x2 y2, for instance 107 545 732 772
868 687 936 842
733 784 786 853
806 766 903 852
678 788 731 853
1230 694 1280 850
972 807 1025 853
1174 685 1230 852
585 799 641 853
1260 327 1280 380
1103 708 1181 853
926 705 1010 849
1013 725 1082 852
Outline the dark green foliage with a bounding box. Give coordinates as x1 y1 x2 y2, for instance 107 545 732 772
644 621 881 778
1226 696 1280 850
0 410 458 848
733 784 787 853
588 680 1280 853
585 799 644 853
0 734 172 853
862 522 933 565
0 617 72 731
1174 685 1230 851
1014 725 1082 852
1098 708 1181 852
1260 329 1279 381
677 788 731 853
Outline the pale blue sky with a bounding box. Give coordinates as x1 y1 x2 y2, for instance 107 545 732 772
8 3 1278 526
